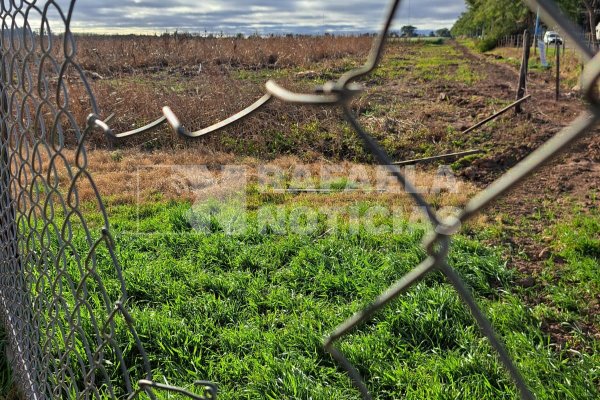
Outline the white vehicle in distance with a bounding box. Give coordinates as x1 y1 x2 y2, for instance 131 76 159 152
544 31 563 45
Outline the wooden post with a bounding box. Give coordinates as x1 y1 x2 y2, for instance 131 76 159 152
555 41 560 101
516 29 531 114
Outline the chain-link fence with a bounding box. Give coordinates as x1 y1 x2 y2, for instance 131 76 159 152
499 32 594 49
0 0 597 399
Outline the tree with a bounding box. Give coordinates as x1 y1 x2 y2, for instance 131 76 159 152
452 0 595 49
452 0 529 40
549 0 599 49
435 28 452 38
555 0 582 21
400 25 417 37
580 0 600 49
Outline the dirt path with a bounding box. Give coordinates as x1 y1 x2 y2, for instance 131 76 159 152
451 41 596 182
452 45 598 210
448 41 599 347
451 40 598 227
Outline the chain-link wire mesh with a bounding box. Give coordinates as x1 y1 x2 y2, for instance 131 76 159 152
0 0 596 399
0 1 216 399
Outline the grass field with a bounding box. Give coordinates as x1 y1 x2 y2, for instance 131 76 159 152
485 44 584 90
14 198 595 399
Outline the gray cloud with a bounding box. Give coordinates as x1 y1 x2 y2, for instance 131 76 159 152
66 0 465 34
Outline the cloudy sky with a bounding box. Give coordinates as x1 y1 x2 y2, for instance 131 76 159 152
66 0 466 35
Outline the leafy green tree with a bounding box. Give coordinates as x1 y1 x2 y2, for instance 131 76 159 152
435 28 452 38
452 0 533 50
580 0 600 49
555 0 582 21
400 25 417 37
452 0 599 50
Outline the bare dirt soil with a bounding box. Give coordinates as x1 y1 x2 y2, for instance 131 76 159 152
447 42 599 348
450 41 598 249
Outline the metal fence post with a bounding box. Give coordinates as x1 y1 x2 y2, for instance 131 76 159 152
556 41 561 100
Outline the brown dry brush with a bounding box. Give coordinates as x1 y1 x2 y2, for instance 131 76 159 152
91 79 363 161
73 35 373 75
69 35 375 159
8 34 448 163
16 35 390 160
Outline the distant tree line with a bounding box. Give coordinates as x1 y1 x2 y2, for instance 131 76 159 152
451 0 600 50
390 26 452 38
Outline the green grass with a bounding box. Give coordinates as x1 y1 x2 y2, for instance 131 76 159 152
457 38 479 52
2 198 598 399
233 67 292 83
0 328 16 398
18 198 594 399
530 209 600 336
374 41 485 85
367 41 486 103
480 206 599 346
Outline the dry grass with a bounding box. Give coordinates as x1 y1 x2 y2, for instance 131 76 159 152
21 35 376 154
487 45 584 90
5 34 372 152
79 149 479 223
74 35 373 76
17 147 478 223
17 36 503 167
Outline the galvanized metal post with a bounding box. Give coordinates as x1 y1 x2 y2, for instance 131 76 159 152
556 41 561 100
